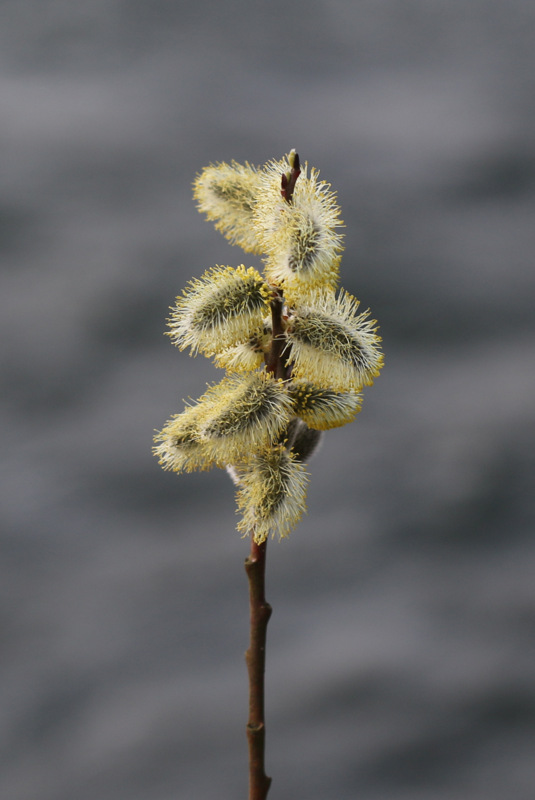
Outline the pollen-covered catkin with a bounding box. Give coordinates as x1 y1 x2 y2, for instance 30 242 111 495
254 160 344 300
212 321 272 372
198 372 295 462
286 290 383 391
288 380 362 430
167 265 271 356
153 401 218 473
193 161 264 253
236 446 309 543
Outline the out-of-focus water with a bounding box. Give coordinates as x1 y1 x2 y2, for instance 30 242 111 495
1 2 535 798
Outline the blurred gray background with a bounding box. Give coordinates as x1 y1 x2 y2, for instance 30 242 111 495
1 2 535 799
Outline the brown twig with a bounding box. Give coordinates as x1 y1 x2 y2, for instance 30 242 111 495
280 150 301 203
245 539 272 800
265 289 290 380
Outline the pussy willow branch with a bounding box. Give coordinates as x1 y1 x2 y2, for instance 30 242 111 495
244 159 300 800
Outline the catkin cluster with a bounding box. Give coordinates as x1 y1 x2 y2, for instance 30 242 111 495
154 150 383 543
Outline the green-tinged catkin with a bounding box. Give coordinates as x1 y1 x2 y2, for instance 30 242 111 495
288 380 362 430
254 160 344 299
193 161 264 253
236 446 309 543
199 372 295 462
286 289 383 391
212 321 272 372
153 401 218 474
167 265 271 356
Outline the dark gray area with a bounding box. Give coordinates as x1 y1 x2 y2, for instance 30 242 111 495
1 2 535 798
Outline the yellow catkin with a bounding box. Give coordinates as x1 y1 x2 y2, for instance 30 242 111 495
286 289 384 391
167 265 271 356
193 162 264 253
288 380 362 430
198 372 295 463
236 446 309 543
253 160 344 298
153 401 218 473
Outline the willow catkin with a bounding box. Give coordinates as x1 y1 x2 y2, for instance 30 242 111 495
167 265 271 356
236 446 309 543
193 161 264 253
286 289 383 391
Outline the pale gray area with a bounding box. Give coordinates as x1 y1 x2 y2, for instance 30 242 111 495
1 2 535 799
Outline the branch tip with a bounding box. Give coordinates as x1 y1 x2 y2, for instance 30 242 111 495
280 150 301 202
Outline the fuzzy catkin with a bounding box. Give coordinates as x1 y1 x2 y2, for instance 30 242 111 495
198 373 295 463
253 160 344 299
236 446 309 543
286 290 383 391
167 265 271 356
288 380 362 430
193 162 264 253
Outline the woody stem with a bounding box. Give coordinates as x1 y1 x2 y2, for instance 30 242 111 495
245 539 272 800
265 289 290 380
244 156 301 797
